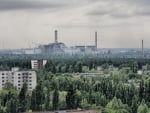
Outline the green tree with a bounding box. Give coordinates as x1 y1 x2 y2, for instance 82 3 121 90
31 81 45 111
137 100 149 113
18 83 28 112
131 95 139 113
131 61 138 73
52 79 59 110
6 98 18 113
66 83 76 109
52 89 59 110
104 97 130 113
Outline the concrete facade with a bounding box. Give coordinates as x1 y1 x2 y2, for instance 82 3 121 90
0 67 37 91
31 59 47 70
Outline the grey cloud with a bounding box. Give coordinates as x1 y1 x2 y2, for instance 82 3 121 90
126 0 150 16
134 7 150 16
0 0 98 11
87 9 113 16
128 0 150 5
0 0 67 11
87 0 150 18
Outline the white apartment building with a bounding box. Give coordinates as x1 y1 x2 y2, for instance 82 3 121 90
31 59 47 70
0 67 37 91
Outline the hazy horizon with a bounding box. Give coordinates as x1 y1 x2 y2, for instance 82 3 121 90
0 0 150 49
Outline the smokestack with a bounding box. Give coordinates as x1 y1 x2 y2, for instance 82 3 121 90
95 31 97 48
142 40 144 55
55 30 58 43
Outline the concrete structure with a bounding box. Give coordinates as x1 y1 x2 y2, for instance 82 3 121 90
137 70 143 75
0 67 37 91
142 40 144 55
55 30 58 43
31 59 47 70
39 30 67 55
95 31 98 48
64 47 80 55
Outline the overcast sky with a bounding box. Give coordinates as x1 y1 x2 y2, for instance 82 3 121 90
0 0 150 49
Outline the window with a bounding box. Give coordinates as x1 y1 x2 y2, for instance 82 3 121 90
2 77 4 79
2 80 4 82
2 73 4 75
18 81 20 83
18 84 21 86
29 80 32 82
18 73 20 75
18 77 20 79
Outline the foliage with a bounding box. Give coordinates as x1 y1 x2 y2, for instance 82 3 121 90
0 57 150 113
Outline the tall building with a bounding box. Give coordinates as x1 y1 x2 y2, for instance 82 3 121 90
31 59 47 70
0 67 37 91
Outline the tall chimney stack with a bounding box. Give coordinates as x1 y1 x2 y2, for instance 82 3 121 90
95 31 97 48
55 30 58 43
142 40 144 55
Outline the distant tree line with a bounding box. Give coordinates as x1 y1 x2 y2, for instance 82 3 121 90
1 56 150 72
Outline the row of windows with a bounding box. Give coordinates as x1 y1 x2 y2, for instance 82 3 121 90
2 80 32 83
2 80 8 82
18 87 32 90
18 80 32 82
1 73 32 75
1 83 32 87
18 84 32 86
1 77 14 79
18 77 32 79
1 76 32 79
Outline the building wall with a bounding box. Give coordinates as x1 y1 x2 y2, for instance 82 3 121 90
0 69 37 91
31 60 47 70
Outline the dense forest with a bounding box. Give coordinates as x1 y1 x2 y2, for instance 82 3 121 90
0 56 150 113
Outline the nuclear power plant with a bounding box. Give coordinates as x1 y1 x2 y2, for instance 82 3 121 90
1 30 149 58
33 30 99 55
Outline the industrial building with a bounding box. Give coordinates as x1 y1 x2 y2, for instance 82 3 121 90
0 67 37 91
38 30 67 55
36 30 98 55
0 30 99 56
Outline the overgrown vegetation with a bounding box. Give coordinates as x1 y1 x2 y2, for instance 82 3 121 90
0 56 150 113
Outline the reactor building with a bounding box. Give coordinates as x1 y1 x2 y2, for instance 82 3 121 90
2 30 99 56
36 30 98 56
